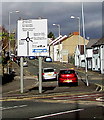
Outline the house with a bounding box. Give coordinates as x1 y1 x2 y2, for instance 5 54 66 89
49 35 63 61
49 32 89 63
61 32 89 63
92 37 104 74
75 45 85 67
53 35 67 62
86 39 99 70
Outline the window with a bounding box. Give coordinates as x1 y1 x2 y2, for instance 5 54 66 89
44 69 54 72
60 70 75 74
96 59 97 66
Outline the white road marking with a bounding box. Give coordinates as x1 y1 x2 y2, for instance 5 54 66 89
29 108 84 119
96 97 104 102
1 105 27 110
0 107 2 110
53 93 102 100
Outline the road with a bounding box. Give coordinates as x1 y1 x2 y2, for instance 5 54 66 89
1 99 104 119
1 59 104 119
25 59 104 85
2 59 98 95
24 59 69 76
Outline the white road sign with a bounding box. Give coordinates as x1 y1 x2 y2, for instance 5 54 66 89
17 19 48 56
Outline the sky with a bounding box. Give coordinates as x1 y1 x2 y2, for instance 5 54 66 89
1 0 103 39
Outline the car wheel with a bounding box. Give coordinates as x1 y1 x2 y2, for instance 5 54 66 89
75 82 78 86
72 82 78 86
58 83 62 87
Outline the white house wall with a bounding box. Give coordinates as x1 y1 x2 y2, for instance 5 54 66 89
75 54 79 66
54 45 59 61
92 47 100 71
49 45 54 60
87 60 92 69
74 46 80 66
86 49 93 69
60 44 63 62
79 54 85 67
86 49 93 58
100 45 104 74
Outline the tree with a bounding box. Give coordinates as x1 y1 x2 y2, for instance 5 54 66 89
1 25 9 51
48 32 55 40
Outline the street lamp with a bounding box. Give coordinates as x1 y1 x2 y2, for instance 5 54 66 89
71 15 80 68
53 24 61 37
70 16 80 47
9 10 19 56
53 23 61 61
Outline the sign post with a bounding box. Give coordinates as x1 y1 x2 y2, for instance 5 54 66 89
17 19 48 93
20 57 23 93
39 57 42 93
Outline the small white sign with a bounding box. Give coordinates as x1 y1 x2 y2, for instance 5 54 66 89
61 49 69 55
17 19 48 56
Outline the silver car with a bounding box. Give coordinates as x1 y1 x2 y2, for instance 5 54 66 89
42 68 57 81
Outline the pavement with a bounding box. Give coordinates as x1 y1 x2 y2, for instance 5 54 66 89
1 61 104 101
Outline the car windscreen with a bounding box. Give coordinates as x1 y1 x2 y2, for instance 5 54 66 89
44 69 54 72
45 57 52 62
60 70 75 74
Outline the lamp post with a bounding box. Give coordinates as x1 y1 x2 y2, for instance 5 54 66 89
71 16 80 68
9 10 19 56
53 23 61 61
53 24 61 37
70 16 80 47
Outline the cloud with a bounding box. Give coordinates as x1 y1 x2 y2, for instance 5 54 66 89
0 2 2 24
1 2 102 39
2 0 104 2
85 17 102 29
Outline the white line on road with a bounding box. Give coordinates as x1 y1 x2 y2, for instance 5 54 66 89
1 105 27 110
29 108 84 119
96 97 104 102
53 93 102 100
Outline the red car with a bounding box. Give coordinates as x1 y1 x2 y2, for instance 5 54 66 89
58 69 78 86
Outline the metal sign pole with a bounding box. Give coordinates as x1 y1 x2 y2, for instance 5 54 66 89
27 41 29 56
20 57 24 93
39 56 42 93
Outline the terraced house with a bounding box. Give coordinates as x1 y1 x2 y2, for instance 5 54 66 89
75 37 104 74
92 37 104 74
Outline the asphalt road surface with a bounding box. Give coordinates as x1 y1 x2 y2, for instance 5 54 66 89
1 100 104 120
1 59 104 120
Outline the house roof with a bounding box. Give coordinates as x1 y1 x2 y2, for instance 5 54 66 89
92 37 104 47
49 35 62 46
49 32 88 47
53 35 67 45
86 39 99 48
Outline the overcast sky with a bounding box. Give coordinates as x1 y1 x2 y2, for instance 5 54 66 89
1 0 103 39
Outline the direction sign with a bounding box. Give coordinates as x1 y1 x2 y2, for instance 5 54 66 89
17 19 48 56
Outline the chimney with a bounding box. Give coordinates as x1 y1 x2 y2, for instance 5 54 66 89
73 32 79 35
